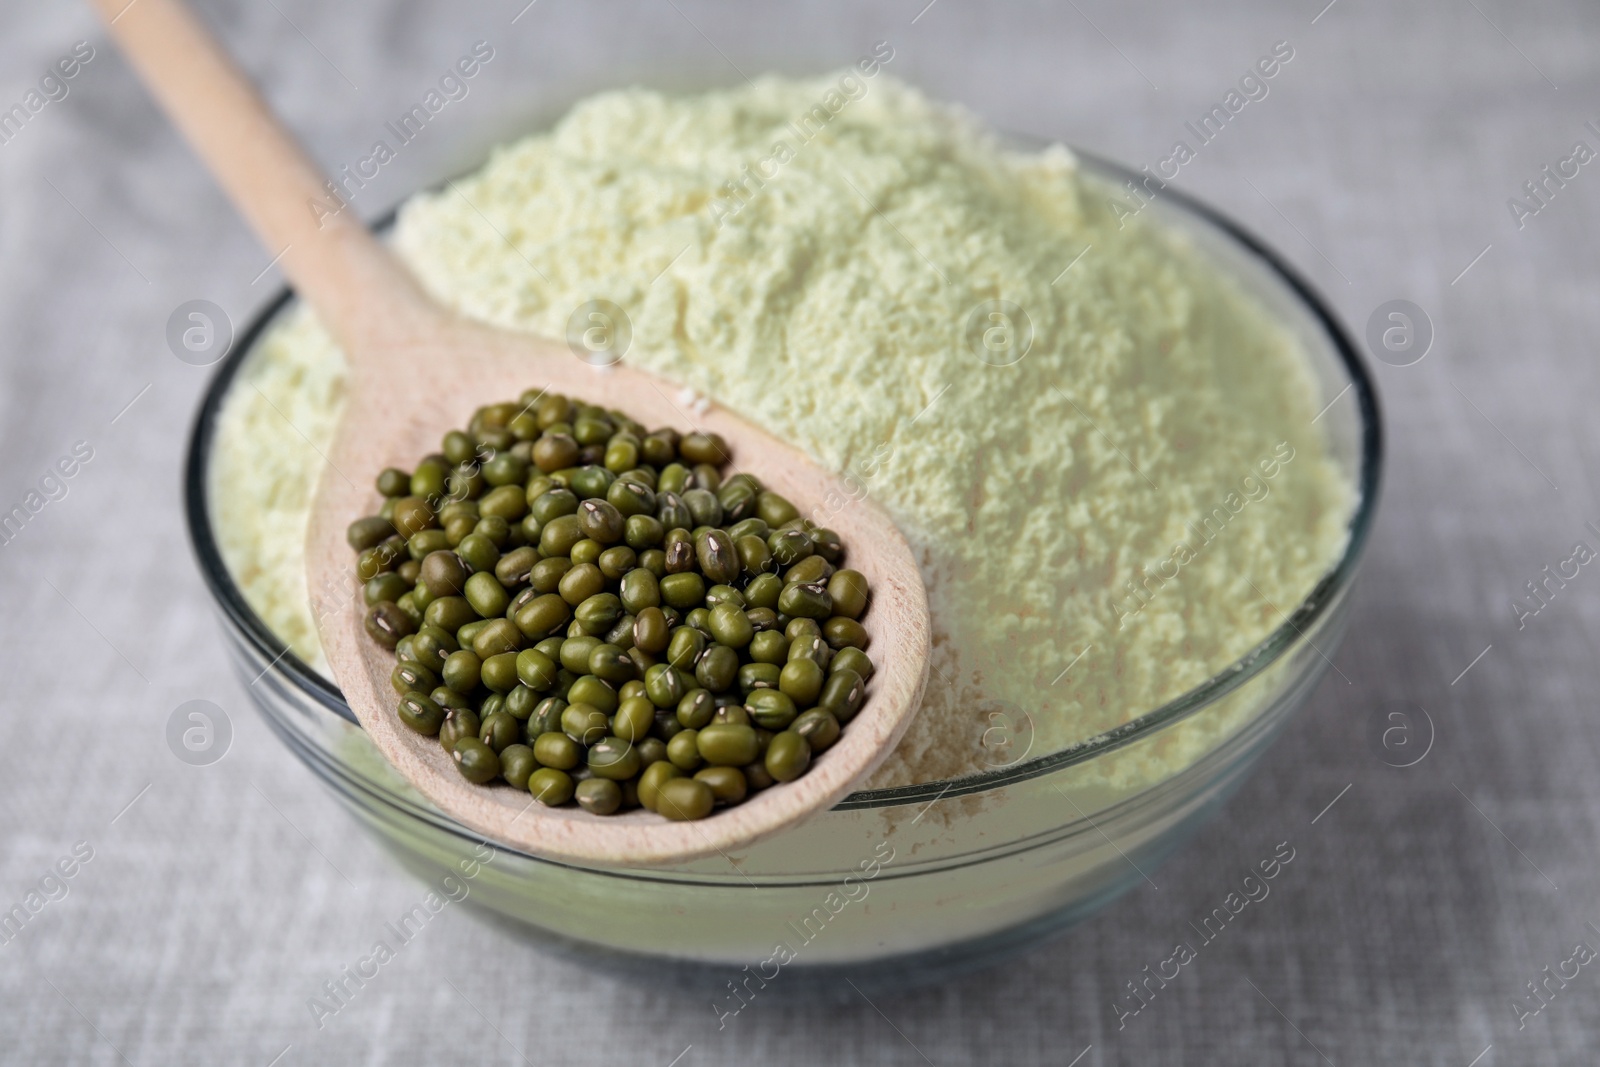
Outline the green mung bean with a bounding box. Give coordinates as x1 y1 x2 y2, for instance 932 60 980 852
348 391 878 822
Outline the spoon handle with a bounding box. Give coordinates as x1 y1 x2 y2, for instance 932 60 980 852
90 0 433 354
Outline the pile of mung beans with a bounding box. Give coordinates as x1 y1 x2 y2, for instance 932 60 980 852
348 391 875 822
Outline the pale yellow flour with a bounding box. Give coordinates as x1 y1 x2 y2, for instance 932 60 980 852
211 75 1355 788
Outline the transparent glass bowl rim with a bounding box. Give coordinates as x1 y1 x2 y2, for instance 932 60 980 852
181 147 1383 813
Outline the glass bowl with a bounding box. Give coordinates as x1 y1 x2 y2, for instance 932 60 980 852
183 150 1381 986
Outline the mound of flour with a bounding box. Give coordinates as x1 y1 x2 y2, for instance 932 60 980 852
214 74 1354 787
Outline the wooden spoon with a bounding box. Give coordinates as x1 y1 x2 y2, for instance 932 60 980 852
96 0 929 864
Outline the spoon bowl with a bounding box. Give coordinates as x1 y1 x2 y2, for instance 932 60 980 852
306 315 931 864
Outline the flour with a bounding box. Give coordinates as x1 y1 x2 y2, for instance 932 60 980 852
211 75 1355 787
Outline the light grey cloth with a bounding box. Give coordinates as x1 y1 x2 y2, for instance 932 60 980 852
0 0 1593 1062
